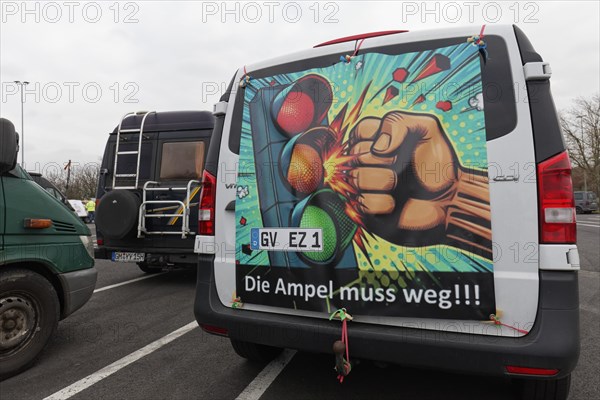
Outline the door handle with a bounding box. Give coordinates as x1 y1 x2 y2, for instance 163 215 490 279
225 201 235 211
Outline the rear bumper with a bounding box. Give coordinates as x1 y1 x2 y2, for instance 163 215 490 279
58 267 98 319
95 246 196 265
194 255 580 378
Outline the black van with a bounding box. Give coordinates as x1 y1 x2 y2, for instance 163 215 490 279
95 110 214 273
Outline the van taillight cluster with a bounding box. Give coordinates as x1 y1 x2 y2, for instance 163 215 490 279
200 324 228 336
198 170 216 235
537 151 576 244
506 365 559 376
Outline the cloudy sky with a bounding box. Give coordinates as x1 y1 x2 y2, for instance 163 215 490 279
1 1 599 172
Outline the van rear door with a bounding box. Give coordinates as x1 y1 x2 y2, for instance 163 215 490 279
212 25 565 337
143 131 209 241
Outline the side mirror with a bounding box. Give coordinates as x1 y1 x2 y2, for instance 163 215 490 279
0 118 19 173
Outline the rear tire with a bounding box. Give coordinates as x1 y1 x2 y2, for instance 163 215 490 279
230 339 283 362
575 206 582 214
0 269 60 380
514 374 571 400
137 263 162 274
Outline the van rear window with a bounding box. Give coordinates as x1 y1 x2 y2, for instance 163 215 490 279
160 141 205 180
231 37 504 320
229 35 517 154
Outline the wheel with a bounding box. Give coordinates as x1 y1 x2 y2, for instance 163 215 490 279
137 263 162 274
230 339 283 362
0 269 60 380
575 206 582 214
513 374 571 400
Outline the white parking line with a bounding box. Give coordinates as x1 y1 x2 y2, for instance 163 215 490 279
93 273 166 293
236 349 297 400
576 223 600 228
43 321 198 400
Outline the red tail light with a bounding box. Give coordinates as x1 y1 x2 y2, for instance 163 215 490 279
97 238 104 246
198 170 216 235
506 366 559 376
537 151 576 244
200 324 228 337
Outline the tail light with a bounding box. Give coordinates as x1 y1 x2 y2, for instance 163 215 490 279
506 366 559 376
198 170 216 235
537 151 576 243
200 324 228 336
95 198 102 246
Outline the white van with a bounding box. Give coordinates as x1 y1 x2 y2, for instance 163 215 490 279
194 25 579 399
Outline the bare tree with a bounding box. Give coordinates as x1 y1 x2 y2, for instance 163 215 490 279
46 162 100 199
560 94 600 195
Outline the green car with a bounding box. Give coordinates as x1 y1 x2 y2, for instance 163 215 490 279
0 118 97 379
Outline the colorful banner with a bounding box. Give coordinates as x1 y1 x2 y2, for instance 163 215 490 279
235 42 495 320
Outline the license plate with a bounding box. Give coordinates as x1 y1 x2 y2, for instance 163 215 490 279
112 252 145 263
250 228 322 252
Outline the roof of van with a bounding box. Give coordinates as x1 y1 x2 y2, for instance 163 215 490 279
110 110 214 134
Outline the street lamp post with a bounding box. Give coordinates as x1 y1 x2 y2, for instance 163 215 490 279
14 81 29 167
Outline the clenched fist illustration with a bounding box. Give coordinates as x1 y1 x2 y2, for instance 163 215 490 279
349 111 491 249
273 74 491 256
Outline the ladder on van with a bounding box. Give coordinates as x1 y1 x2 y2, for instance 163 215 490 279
137 179 201 238
112 111 155 189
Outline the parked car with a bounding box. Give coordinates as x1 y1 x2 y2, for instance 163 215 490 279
27 172 70 207
95 110 214 273
194 25 580 400
574 191 598 214
0 118 97 379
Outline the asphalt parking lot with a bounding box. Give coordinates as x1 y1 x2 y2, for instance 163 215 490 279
1 217 598 400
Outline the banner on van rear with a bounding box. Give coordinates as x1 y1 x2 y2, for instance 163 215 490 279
235 41 495 320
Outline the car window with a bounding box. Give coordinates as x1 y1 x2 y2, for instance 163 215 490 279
159 141 205 180
574 193 583 200
45 187 58 198
229 35 516 154
588 193 597 200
